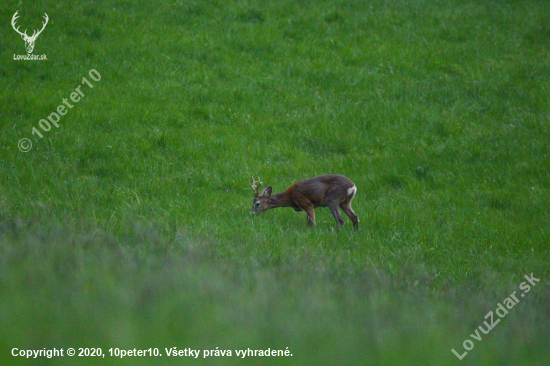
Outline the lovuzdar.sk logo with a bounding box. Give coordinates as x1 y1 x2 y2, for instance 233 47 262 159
12 10 48 61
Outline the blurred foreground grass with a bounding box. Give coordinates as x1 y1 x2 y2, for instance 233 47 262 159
0 217 548 366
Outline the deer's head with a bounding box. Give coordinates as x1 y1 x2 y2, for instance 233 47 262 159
12 11 49 54
250 177 272 214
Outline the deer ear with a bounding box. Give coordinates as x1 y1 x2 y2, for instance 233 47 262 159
261 186 272 197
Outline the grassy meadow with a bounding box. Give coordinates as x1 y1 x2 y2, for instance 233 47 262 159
1 0 549 364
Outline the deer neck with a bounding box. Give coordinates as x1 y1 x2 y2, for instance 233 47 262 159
267 190 293 209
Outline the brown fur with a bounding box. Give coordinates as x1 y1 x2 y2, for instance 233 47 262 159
252 174 359 228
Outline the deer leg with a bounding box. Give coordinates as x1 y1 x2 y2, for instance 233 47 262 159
340 201 359 229
295 195 315 226
303 206 316 226
328 202 345 227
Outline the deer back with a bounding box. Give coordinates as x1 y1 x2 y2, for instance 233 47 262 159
291 174 356 206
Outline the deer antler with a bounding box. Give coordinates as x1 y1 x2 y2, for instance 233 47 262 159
250 177 263 197
11 11 28 38
29 13 49 40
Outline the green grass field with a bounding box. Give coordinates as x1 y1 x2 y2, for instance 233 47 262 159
1 0 549 364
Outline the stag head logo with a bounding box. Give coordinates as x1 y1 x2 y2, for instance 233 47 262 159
11 11 49 54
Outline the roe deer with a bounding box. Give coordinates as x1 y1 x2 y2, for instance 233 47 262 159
251 175 359 228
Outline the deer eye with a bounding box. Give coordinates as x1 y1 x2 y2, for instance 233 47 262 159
255 202 260 206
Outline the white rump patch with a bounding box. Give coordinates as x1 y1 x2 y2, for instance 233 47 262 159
347 186 357 197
